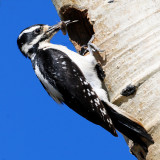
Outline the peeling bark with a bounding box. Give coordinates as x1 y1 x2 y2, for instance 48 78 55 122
52 0 160 159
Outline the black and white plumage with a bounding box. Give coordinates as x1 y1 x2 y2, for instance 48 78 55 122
17 21 153 148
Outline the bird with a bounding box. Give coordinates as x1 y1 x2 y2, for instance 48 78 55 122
17 20 153 149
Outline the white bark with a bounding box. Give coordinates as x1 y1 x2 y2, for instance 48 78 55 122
52 0 160 159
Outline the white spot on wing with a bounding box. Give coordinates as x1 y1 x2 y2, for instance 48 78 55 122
91 91 95 95
84 81 88 85
94 98 100 105
100 108 107 115
62 61 66 65
107 118 113 125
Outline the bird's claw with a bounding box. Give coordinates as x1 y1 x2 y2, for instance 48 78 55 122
88 35 104 54
79 35 104 56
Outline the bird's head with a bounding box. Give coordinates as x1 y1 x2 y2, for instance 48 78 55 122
17 20 77 59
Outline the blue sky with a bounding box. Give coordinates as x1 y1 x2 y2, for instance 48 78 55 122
0 0 136 160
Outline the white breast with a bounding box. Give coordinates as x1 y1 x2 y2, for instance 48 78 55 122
34 63 64 104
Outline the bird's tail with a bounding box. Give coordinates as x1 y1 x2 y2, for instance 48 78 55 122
101 101 154 148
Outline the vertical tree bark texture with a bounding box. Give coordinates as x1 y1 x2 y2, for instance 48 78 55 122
52 0 160 159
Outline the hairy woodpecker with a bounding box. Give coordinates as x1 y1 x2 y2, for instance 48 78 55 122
17 21 153 148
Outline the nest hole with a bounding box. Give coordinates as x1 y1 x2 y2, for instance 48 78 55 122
60 6 94 51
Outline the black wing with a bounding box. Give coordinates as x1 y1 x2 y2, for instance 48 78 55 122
35 48 117 136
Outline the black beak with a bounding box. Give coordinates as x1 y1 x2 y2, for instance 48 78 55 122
46 20 78 39
47 23 62 33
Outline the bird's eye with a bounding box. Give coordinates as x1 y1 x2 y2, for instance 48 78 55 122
34 28 41 34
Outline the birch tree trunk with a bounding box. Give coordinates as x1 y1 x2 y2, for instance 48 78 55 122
52 0 160 159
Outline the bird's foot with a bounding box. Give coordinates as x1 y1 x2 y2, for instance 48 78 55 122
87 35 104 54
79 35 104 56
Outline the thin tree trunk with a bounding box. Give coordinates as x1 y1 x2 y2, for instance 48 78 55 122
52 0 160 159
